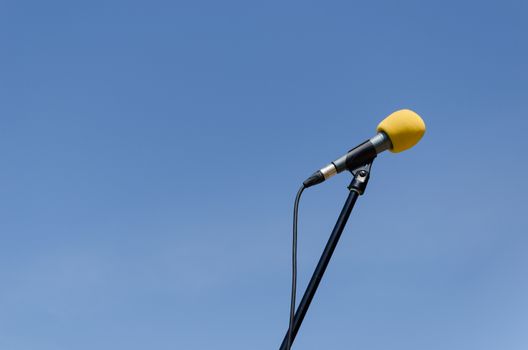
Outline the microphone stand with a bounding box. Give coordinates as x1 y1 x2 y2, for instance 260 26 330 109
279 161 374 350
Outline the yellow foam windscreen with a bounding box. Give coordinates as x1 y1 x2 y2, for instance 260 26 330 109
376 109 426 153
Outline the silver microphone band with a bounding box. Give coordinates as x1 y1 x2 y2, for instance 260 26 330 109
320 163 338 180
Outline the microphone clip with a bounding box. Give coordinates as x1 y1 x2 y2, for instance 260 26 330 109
347 161 373 195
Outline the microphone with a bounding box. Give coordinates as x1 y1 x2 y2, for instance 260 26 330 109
303 109 426 188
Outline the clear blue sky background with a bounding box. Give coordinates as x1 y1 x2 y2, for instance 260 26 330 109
1 1 527 349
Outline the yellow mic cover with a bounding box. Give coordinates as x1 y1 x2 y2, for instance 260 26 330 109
376 109 425 153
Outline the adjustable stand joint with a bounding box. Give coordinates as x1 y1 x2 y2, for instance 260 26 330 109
347 161 373 195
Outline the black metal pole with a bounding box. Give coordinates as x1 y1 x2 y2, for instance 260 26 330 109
279 188 360 350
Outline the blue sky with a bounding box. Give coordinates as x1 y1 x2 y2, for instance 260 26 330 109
1 1 528 349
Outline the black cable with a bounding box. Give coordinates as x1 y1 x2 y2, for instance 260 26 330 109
287 184 305 350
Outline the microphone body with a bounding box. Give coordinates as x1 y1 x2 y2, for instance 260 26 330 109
303 132 391 188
